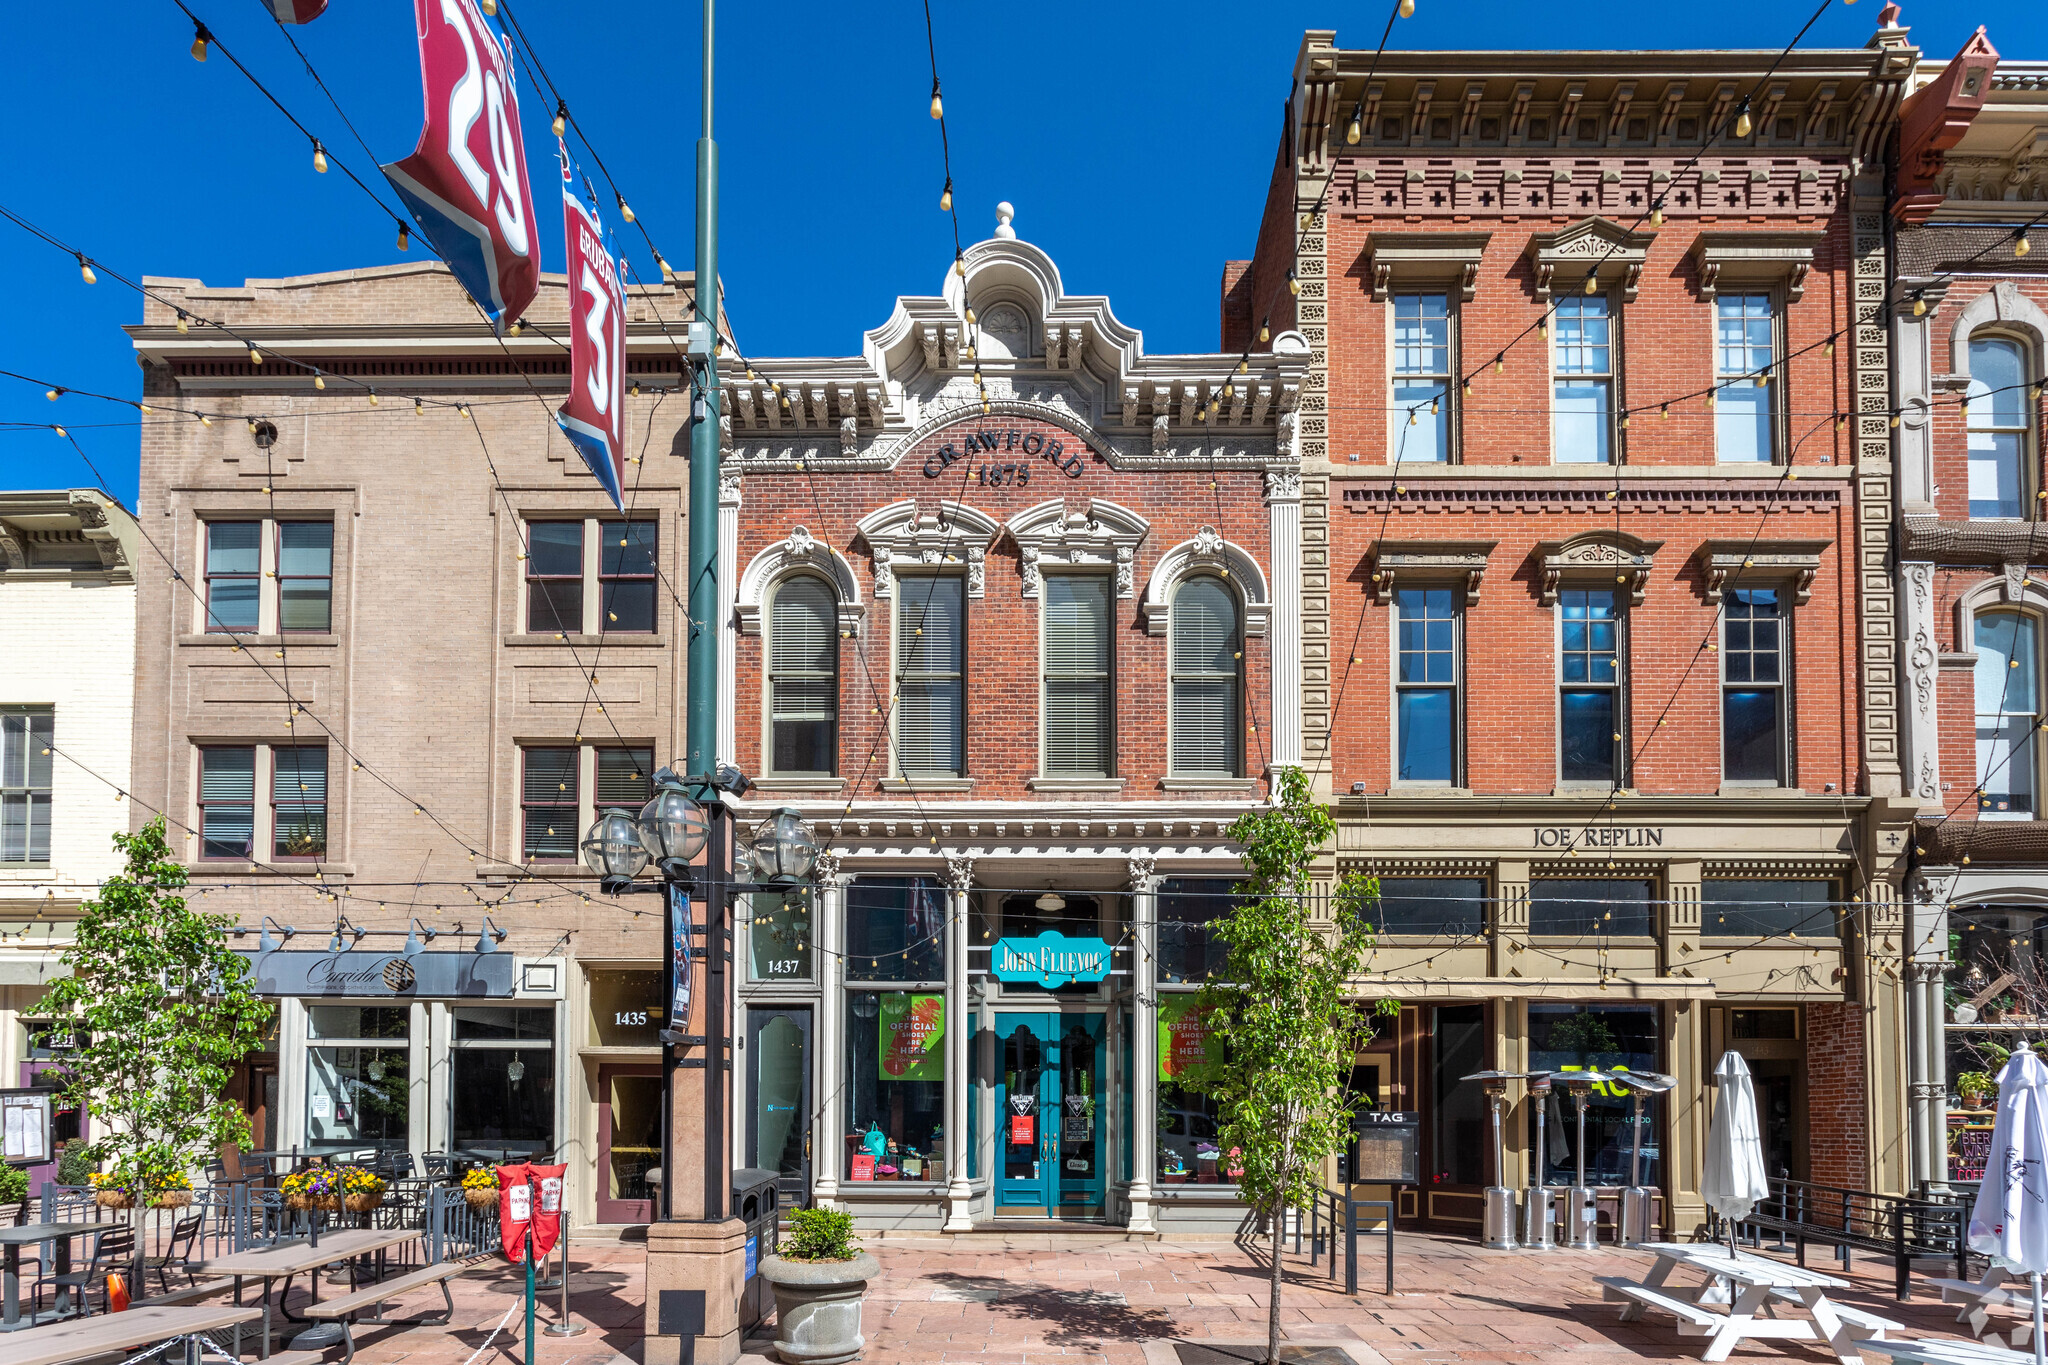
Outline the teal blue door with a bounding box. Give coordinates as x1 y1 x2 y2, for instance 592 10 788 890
994 1013 1106 1217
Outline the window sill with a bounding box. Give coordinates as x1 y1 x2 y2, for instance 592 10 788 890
1388 783 1473 796
1159 777 1258 792
1553 783 1632 797
179 633 339 648
879 777 974 792
187 861 358 876
501 634 666 648
1026 777 1128 793
1714 785 1806 798
753 777 847 793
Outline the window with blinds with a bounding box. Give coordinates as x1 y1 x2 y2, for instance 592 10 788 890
521 747 579 861
895 576 964 777
199 746 256 860
271 745 328 859
770 577 839 775
1170 576 1242 777
597 746 653 812
0 710 53 865
1042 575 1112 775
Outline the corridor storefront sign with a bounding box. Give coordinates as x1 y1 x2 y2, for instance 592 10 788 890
991 932 1112 988
878 994 944 1080
1158 994 1220 1081
241 949 513 997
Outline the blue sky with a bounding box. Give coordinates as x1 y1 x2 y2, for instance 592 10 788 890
4 0 2042 505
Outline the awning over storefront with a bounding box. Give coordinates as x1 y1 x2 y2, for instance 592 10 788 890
237 948 515 998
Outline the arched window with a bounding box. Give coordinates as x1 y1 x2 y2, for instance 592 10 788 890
1975 609 2041 817
1170 576 1242 778
1968 336 2032 519
768 576 837 776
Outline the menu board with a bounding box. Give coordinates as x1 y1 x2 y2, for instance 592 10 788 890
0 1090 52 1166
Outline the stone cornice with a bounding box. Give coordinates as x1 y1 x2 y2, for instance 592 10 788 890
1340 479 1845 516
1898 517 2048 568
1333 157 1849 222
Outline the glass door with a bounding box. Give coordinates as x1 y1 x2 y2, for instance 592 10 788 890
994 1012 1105 1218
747 1007 813 1204
596 1065 661 1224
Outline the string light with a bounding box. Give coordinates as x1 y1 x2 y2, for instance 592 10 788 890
313 375 325 390
930 79 944 120
190 21 210 61
396 223 409 252
1494 354 1504 375
1649 204 1665 229
1912 293 1927 317
1258 322 1270 344
1734 105 1753 139
175 311 189 334
311 140 328 175
44 388 59 402
367 390 379 406
1346 105 1363 145
1398 0 1415 14
1287 269 1300 297
2016 230 2032 258
249 346 262 365
1583 273 1599 295
76 255 95 286
551 101 567 139
939 179 952 213
414 398 425 417
617 195 635 225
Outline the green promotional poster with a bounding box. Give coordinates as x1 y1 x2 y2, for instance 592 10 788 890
1158 994 1218 1082
878 993 945 1081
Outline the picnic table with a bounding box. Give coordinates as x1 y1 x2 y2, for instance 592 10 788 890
0 1224 113 1331
196 1227 421 1359
0 1303 259 1365
1599 1241 1903 1365
1855 1338 2041 1364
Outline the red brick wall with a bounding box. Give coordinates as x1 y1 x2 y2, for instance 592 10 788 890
1805 1002 1869 1190
733 415 1274 802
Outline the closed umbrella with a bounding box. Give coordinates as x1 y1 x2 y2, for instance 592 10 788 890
1967 1047 2048 1365
1701 1051 1770 1257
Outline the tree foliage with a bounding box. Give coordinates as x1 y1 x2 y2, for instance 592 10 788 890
1186 768 1391 1364
40 819 271 1191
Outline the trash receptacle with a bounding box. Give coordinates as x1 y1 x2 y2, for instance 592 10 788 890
732 1168 780 1328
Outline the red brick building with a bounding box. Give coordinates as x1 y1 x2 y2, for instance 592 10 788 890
1231 30 1923 1233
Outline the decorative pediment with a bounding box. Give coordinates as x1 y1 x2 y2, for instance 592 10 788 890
1140 527 1269 637
1005 499 1150 599
1696 538 1830 605
1533 531 1665 606
1369 540 1498 606
1691 232 1824 303
1364 231 1492 302
1525 218 1657 303
854 500 1002 600
736 525 865 637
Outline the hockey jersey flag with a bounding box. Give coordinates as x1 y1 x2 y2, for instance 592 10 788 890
261 0 329 21
381 0 539 335
555 144 628 510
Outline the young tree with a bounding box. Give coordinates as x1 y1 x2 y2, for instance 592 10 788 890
40 819 272 1201
1189 768 1390 1365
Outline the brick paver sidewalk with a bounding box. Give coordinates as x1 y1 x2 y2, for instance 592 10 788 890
302 1233 2003 1365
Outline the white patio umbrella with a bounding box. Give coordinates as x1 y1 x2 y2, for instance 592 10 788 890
1967 1047 2048 1365
1701 1051 1771 1258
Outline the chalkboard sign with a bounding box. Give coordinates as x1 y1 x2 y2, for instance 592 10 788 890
1351 1110 1419 1185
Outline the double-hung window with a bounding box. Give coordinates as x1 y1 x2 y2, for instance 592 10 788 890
204 520 332 633
526 522 585 634
769 577 839 776
1169 577 1242 778
271 745 328 858
1715 293 1777 463
198 746 256 860
1722 589 1787 783
599 521 659 630
524 518 659 634
1395 587 1459 783
1043 574 1112 776
1553 295 1614 463
198 742 332 862
205 522 261 632
1559 589 1623 782
1975 611 2041 816
1968 337 2031 518
894 577 965 777
1391 293 1452 463
520 746 579 861
276 523 334 632
0 709 53 864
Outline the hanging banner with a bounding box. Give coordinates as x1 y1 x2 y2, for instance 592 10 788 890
1159 995 1219 1083
554 142 628 511
877 994 944 1081
262 0 329 20
381 0 539 335
496 1162 534 1261
528 1162 567 1259
667 882 693 1042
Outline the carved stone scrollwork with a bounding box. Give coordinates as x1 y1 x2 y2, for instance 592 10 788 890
1370 540 1498 607
1127 853 1159 891
1151 412 1169 454
735 525 865 636
839 416 858 456
1696 539 1829 606
1264 470 1303 503
1004 498 1151 599
1140 526 1272 635
719 466 743 507
1533 530 1663 607
854 499 1002 601
812 848 845 886
944 855 976 894
0 526 23 571
1905 562 1937 711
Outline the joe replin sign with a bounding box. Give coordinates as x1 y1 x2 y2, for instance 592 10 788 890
990 932 1114 989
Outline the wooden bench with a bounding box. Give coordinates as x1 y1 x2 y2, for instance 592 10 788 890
132 1278 234 1310
298 1262 473 1363
1597 1276 1726 1333
1854 1338 2037 1364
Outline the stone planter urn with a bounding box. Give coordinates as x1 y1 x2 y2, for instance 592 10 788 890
757 1251 880 1365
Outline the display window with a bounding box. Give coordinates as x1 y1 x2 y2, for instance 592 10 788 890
305 1005 409 1155
1527 1003 1660 1186
451 1006 556 1157
844 990 945 1183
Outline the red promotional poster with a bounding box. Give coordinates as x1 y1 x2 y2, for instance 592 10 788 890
380 0 539 335
496 1162 533 1261
1009 1114 1034 1145
261 0 329 20
850 1154 875 1182
553 143 627 511
528 1162 567 1259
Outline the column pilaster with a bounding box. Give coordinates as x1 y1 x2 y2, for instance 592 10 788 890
1126 854 1161 1234
811 851 846 1209
1266 472 1303 770
943 855 974 1232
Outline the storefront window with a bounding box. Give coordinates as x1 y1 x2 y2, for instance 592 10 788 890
1530 879 1655 937
452 1007 556 1157
1528 1003 1660 1186
1373 878 1486 937
1702 879 1837 938
1156 992 1228 1183
1157 879 1237 985
847 878 946 983
845 990 945 1182
1431 1004 1487 1186
306 1005 409 1155
749 889 815 982
587 969 664 1047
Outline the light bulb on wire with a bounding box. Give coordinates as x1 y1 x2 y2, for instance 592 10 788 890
2018 232 2033 258
312 141 328 174
190 21 209 61
1649 204 1664 229
551 101 567 139
1287 269 1300 296
1734 106 1753 139
930 80 944 120
175 312 189 334
939 179 952 213
1346 106 1363 145
617 195 635 224
396 223 409 252
77 255 95 286
1398 0 1415 15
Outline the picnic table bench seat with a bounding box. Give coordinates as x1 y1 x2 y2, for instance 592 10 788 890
1855 1338 2039 1364
1762 1287 1904 1334
296 1261 474 1363
1596 1276 1725 1332
132 1280 234 1310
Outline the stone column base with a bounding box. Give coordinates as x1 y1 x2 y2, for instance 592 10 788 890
644 1218 751 1365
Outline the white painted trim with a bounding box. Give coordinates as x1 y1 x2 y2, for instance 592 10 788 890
1139 528 1270 637
1005 498 1149 599
855 500 1000 601
1948 281 2048 376
735 527 865 637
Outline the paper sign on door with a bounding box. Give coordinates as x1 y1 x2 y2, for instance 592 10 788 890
1009 1114 1034 1145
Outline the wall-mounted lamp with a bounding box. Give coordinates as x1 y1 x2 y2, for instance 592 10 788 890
257 917 295 952
476 916 507 954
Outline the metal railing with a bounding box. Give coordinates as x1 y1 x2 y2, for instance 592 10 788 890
1728 1176 1973 1300
1296 1190 1394 1296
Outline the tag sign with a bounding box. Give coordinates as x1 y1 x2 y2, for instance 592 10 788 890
990 932 1113 988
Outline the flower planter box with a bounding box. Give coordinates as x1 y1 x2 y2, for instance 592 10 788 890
93 1190 133 1211
150 1190 194 1210
465 1188 498 1211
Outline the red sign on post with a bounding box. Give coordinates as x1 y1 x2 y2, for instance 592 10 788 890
497 1162 534 1261
528 1162 567 1260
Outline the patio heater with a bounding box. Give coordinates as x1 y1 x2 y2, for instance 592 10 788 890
1521 1071 1556 1250
1460 1070 1527 1250
1554 1070 1616 1250
1617 1071 1677 1246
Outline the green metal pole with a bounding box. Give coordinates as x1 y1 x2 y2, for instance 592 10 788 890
524 1218 536 1365
687 0 719 787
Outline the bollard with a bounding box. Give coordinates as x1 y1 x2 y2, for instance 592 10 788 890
545 1210 585 1337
